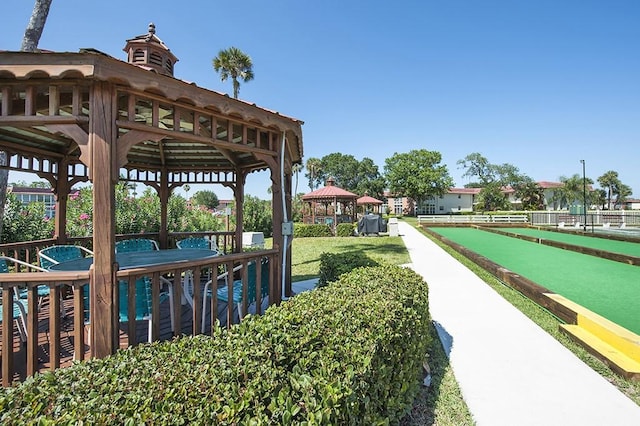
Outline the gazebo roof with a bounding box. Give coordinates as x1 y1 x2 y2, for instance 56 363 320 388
357 195 382 205
301 178 357 200
0 49 303 184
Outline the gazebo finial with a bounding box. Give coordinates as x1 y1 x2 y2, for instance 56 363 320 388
147 22 156 38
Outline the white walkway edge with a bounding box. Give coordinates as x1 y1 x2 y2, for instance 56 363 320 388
398 221 640 426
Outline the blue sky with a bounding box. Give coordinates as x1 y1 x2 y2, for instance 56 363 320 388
3 1 639 200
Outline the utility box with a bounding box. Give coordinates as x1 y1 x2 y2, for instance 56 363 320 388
242 232 265 249
388 217 399 237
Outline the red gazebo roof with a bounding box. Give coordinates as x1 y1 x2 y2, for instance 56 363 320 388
357 195 383 205
302 178 357 200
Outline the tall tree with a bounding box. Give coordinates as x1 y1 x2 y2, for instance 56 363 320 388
457 152 534 211
191 190 219 210
291 163 303 196
310 153 385 197
304 157 322 191
212 47 254 99
384 149 453 206
0 0 53 241
597 170 631 210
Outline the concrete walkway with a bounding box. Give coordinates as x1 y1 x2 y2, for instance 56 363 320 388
398 221 640 426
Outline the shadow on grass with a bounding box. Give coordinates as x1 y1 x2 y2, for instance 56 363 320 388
401 321 474 426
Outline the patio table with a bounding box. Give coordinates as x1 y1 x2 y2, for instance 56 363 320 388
49 248 222 306
48 248 220 272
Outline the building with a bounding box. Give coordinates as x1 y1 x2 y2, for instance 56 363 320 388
7 186 56 218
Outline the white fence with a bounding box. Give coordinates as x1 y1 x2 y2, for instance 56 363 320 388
417 215 528 225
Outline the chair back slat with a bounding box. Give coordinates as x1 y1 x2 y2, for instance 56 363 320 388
118 277 153 321
176 237 209 250
116 239 158 253
38 245 85 269
0 258 9 274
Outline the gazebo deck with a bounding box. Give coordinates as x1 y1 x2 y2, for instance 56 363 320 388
1 285 245 385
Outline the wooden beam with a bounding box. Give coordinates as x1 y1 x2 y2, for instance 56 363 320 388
89 81 118 358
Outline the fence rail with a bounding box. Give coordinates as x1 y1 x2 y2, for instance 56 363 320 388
417 211 640 227
417 215 528 225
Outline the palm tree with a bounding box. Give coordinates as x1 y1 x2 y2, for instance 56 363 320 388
212 47 254 99
292 163 303 196
305 157 322 191
597 170 620 210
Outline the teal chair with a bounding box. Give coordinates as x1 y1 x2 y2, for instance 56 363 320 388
0 256 35 342
38 245 93 270
176 236 223 255
115 239 175 335
202 259 269 331
37 246 93 317
119 276 171 343
177 237 224 307
115 239 159 253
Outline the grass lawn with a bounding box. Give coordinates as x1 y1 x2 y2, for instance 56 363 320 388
290 235 411 281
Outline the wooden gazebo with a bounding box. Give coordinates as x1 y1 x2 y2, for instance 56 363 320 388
357 195 383 215
301 178 357 227
0 24 303 359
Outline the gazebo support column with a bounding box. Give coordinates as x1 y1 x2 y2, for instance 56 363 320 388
283 171 293 298
270 167 284 304
233 174 245 253
89 82 119 358
53 161 69 244
158 171 169 249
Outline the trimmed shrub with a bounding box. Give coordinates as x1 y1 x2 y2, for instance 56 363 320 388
317 251 380 287
336 223 356 237
0 265 430 424
293 223 333 237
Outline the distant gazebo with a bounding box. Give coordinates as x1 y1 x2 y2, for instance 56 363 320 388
302 178 357 227
357 195 383 215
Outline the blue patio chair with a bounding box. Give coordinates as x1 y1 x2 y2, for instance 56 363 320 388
115 239 159 253
115 238 175 334
201 259 269 331
38 245 94 270
177 236 224 255
119 276 171 343
37 246 93 317
177 236 226 309
0 256 35 342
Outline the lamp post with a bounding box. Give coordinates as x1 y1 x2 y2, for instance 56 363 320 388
580 159 587 231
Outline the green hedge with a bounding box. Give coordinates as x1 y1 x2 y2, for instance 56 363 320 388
318 251 380 287
336 223 355 237
293 223 333 237
0 265 431 424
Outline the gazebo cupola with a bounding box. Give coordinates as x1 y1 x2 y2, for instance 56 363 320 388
123 23 178 76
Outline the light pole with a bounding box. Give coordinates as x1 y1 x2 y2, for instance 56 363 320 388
580 159 587 231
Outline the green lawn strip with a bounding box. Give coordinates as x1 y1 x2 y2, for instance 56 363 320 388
496 227 640 257
430 227 640 335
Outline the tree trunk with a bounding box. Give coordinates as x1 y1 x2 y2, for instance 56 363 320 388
20 0 53 52
0 0 52 240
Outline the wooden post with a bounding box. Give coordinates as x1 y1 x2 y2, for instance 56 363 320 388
159 170 169 249
54 160 69 244
270 163 283 305
234 173 245 254
89 82 118 358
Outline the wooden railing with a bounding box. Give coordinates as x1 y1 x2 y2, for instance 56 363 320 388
0 249 277 387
